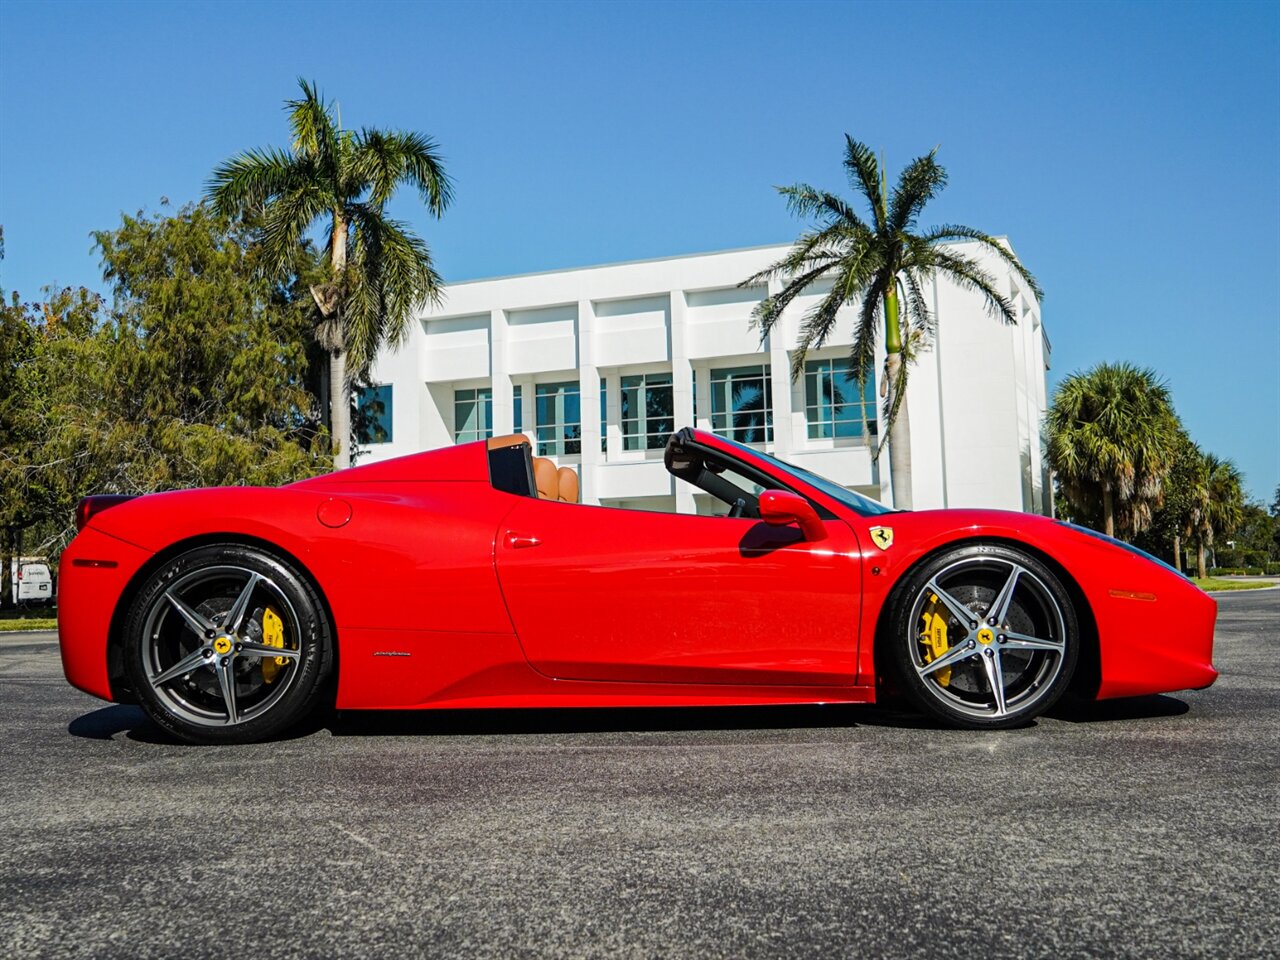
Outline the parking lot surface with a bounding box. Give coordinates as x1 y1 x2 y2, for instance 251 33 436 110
1 590 1277 959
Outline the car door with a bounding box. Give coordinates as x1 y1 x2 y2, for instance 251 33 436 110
494 498 861 685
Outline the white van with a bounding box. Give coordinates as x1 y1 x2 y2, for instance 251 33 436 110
12 559 54 606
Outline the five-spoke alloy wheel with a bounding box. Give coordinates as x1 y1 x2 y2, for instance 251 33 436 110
885 543 1078 729
124 544 333 744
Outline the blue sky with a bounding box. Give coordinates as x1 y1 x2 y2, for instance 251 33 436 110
2 0 1278 501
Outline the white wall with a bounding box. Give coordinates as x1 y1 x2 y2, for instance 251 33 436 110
361 241 1051 515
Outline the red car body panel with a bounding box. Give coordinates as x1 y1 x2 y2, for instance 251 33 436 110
57 429 1216 713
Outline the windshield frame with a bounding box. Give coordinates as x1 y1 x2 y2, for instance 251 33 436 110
706 433 895 517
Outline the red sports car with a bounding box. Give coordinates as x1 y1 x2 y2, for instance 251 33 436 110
58 427 1217 744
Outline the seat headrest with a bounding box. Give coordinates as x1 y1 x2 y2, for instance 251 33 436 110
533 457 559 499
487 434 530 451
557 466 579 503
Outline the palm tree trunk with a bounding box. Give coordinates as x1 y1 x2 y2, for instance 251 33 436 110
1196 542 1207 579
885 351 912 510
330 349 349 469
882 284 912 510
1102 485 1115 538
1172 532 1181 573
329 213 350 470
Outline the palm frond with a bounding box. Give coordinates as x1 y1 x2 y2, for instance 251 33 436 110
788 261 875 381
344 206 442 373
926 248 1018 324
749 259 838 344
355 129 454 214
920 224 1043 300
778 183 868 232
206 147 301 217
841 136 883 228
741 225 852 288
846 272 884 393
287 78 339 161
258 176 328 276
888 149 946 233
901 269 935 344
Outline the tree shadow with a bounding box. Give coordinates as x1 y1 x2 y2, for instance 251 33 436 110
1047 693 1190 723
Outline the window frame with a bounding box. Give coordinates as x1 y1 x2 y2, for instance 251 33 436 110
355 383 394 445
620 371 675 452
802 357 877 443
708 364 773 445
453 385 494 444
534 379 582 457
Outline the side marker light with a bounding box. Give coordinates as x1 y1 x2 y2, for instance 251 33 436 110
1108 589 1157 602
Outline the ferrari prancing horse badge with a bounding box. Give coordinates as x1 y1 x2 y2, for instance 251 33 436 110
869 526 894 550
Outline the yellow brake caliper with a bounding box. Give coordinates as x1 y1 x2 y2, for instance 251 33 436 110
260 607 288 683
920 594 952 687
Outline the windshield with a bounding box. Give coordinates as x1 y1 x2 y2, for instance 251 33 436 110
711 435 895 516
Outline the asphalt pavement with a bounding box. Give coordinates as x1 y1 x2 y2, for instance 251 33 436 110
1 590 1277 959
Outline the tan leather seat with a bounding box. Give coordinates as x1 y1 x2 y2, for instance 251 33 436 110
532 457 580 502
533 457 559 500
557 466 579 503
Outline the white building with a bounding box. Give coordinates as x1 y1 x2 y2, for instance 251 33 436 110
357 241 1051 515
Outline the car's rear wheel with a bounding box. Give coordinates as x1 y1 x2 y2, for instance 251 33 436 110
885 543 1078 729
123 543 333 744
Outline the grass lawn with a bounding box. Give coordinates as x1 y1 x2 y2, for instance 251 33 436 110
0 616 57 631
0 608 58 631
1192 577 1276 592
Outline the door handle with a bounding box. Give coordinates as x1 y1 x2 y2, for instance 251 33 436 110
504 532 542 550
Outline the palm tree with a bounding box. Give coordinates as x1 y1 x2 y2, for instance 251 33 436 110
1193 453 1244 578
1046 362 1180 539
208 79 453 468
1163 430 1208 573
745 137 1040 509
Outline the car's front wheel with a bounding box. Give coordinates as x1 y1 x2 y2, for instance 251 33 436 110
885 543 1078 729
123 543 333 744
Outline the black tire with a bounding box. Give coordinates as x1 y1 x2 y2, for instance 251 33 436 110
123 543 333 744
884 542 1078 729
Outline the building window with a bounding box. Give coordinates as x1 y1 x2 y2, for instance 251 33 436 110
535 381 580 456
804 359 877 440
710 365 772 444
514 385 523 433
355 384 393 444
601 378 607 453
621 373 674 450
453 387 493 443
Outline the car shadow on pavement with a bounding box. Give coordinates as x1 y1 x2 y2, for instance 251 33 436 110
69 697 1185 745
325 702 946 738
66 704 321 744
68 704 164 741
66 701 946 743
1047 693 1190 723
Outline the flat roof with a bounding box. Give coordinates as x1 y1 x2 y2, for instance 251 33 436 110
444 235 1006 288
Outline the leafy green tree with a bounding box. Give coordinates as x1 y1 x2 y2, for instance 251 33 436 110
745 137 1040 509
208 79 453 468
1135 429 1204 571
1192 453 1245 577
1216 501 1278 567
1046 362 1180 539
0 206 331 563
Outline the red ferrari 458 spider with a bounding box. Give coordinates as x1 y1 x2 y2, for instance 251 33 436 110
58 427 1217 743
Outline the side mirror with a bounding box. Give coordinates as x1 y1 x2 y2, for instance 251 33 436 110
758 489 827 542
